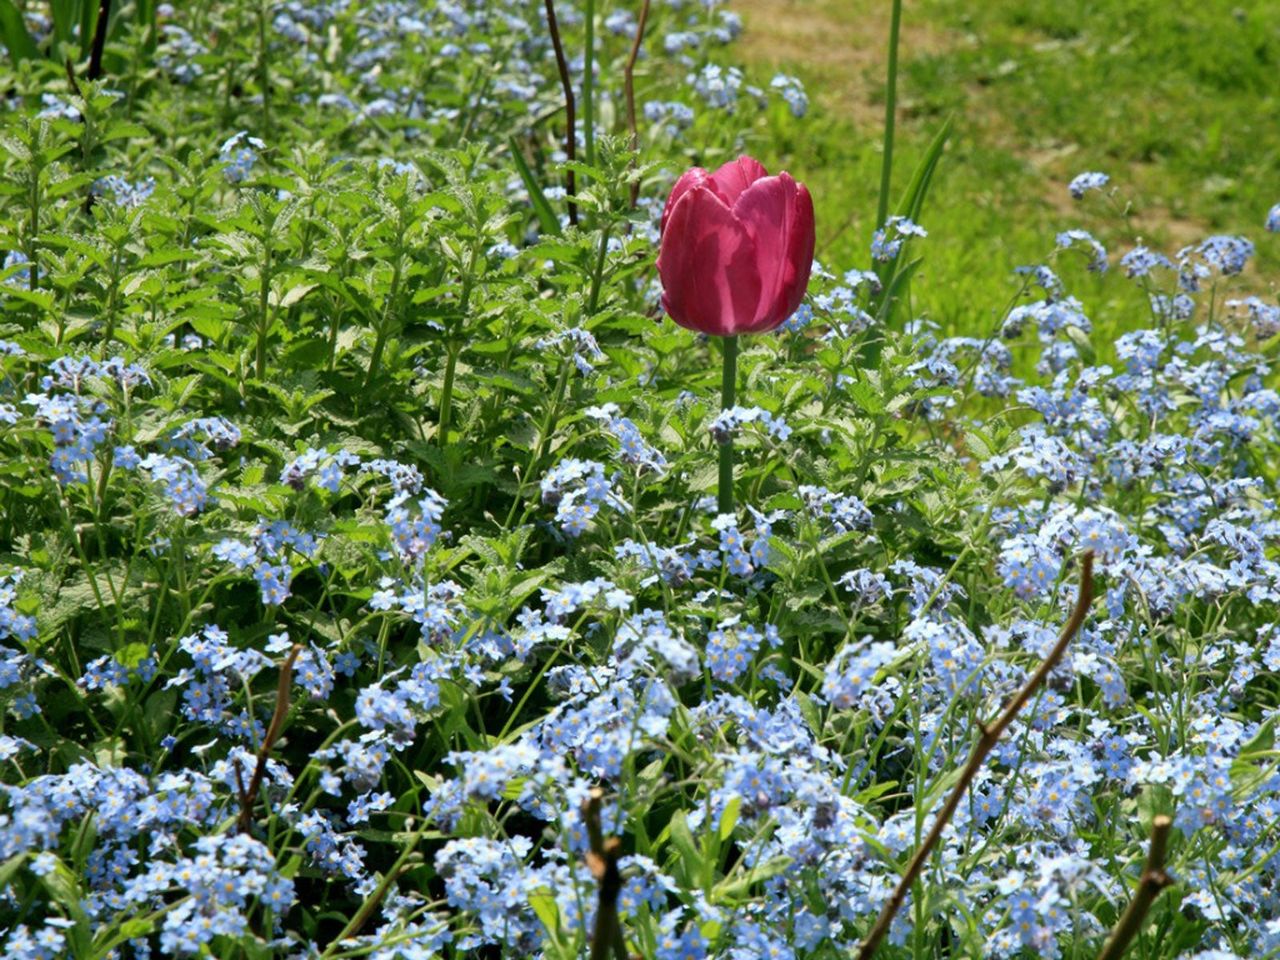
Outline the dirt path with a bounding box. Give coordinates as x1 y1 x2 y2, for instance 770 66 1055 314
731 0 950 126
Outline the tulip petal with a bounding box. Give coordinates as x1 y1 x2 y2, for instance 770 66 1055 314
733 173 816 332
657 185 762 337
660 167 709 238
707 156 770 206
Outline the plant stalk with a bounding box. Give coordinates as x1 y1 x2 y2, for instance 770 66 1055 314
584 789 628 960
257 0 272 139
875 0 902 229
236 643 302 834
438 342 460 445
583 0 595 169
718 335 738 516
255 244 272 382
87 0 112 81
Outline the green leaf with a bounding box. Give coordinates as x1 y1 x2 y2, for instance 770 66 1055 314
844 378 885 416
40 860 88 923
275 282 316 309
897 114 953 225
867 114 953 338
78 0 94 58
1065 323 1095 365
528 886 560 936
135 0 156 50
508 137 562 237
46 172 97 199
718 795 741 841
0 0 39 62
102 122 151 143
1 284 56 313
712 854 792 900
49 0 81 48
793 689 822 736
666 810 701 883
853 780 899 805
0 853 26 893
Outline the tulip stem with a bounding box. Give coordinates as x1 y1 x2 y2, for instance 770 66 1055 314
718 335 738 517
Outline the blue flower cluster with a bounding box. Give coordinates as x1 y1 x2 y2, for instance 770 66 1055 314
870 215 927 261
541 457 625 537
709 405 791 444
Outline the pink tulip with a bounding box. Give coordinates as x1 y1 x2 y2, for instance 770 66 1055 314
656 156 815 337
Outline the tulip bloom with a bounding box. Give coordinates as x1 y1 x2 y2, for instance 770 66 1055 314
656 156 815 516
657 156 814 337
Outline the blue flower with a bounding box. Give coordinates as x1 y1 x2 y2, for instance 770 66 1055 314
770 73 808 117
219 131 267 183
871 215 927 261
253 562 293 606
1067 170 1109 199
91 175 156 209
1119 245 1172 277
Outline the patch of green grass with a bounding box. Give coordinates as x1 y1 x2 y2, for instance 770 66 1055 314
737 0 1280 358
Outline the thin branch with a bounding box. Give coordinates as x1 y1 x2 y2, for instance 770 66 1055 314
584 788 628 960
623 0 651 209
542 0 578 226
236 643 303 834
87 0 112 81
1096 815 1176 960
857 552 1095 960
64 57 83 99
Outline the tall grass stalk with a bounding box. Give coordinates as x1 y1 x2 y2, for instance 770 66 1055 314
875 0 902 229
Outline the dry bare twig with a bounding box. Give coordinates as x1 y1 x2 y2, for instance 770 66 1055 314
623 0 651 209
584 787 629 960
236 642 303 834
542 0 578 226
1096 814 1176 960
857 552 1095 959
87 0 112 81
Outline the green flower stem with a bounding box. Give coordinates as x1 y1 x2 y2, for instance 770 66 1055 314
502 357 573 530
318 818 433 960
438 341 460 444
587 223 611 315
875 0 902 229
255 241 273 383
583 0 595 169
718 335 738 516
256 0 272 139
438 237 481 446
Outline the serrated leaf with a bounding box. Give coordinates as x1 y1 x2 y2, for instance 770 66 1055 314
275 282 316 309
845 378 885 415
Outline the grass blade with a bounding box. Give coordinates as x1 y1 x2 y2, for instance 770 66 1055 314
508 136 563 237
0 0 39 62
871 115 953 328
897 113 953 224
